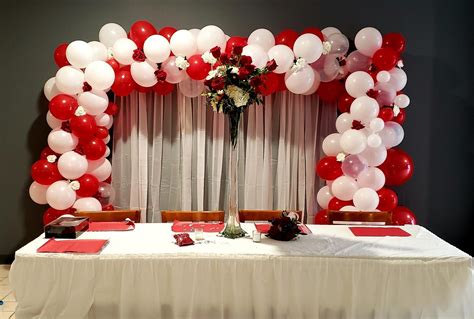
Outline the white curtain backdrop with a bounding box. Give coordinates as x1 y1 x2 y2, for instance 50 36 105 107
112 90 336 223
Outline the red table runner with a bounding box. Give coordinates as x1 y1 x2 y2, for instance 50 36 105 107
171 221 225 233
88 221 135 231
37 238 109 254
349 226 411 237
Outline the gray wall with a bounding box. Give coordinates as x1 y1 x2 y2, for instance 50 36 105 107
1 0 473 262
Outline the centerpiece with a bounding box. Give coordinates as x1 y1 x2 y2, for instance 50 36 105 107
203 45 277 238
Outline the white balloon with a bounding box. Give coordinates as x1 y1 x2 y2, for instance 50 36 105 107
161 56 186 83
388 68 407 91
46 111 63 129
84 61 115 90
170 29 197 57
104 146 111 158
376 71 391 83
178 77 204 97
367 134 382 148
48 128 79 154
46 180 76 210
379 121 404 148
29 182 49 205
293 33 323 63
374 81 396 106
359 144 387 166
340 129 367 154
55 66 85 95
87 158 112 182
88 41 108 61
354 27 382 57
58 151 88 180
327 33 349 57
322 133 342 156
196 25 226 53
346 50 372 73
317 186 332 209
369 118 385 132
321 27 341 38
66 40 94 68
345 71 374 98
95 113 112 127
43 77 61 101
99 23 127 48
112 38 137 65
350 96 379 122
131 60 158 87
395 94 410 108
284 65 315 94
248 28 275 52
103 135 111 144
335 112 353 133
302 70 320 95
242 44 269 69
105 116 114 130
189 28 200 38
78 89 109 115
267 45 294 74
331 176 359 201
73 197 102 211
340 205 359 212
357 167 385 191
143 35 171 63
353 188 379 211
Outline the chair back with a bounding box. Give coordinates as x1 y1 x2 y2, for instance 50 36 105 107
239 210 302 222
74 210 141 223
328 210 392 225
161 210 225 223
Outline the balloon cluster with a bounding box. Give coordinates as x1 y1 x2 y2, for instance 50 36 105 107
314 27 416 225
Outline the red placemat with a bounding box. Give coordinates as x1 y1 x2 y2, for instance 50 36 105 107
171 221 225 233
349 227 411 237
37 238 109 253
88 221 135 231
254 223 312 235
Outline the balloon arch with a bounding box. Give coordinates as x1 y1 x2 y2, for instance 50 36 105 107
29 21 416 225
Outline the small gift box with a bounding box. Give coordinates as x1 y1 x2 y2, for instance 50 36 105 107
173 233 194 246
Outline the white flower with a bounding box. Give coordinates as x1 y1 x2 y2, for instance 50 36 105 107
206 69 218 80
393 105 401 116
46 155 57 163
201 51 217 65
225 85 249 107
217 90 224 95
397 60 404 68
217 65 227 73
230 66 239 74
74 106 86 116
322 41 332 55
336 152 346 162
175 56 189 70
291 57 306 72
287 212 299 221
69 181 80 191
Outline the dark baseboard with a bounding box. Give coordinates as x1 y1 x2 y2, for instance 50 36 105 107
0 254 14 265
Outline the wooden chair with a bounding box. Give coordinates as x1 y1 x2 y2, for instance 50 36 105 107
239 210 302 222
74 209 141 223
161 210 225 223
328 210 392 225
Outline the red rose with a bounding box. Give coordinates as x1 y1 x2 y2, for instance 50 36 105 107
132 49 146 62
249 75 263 88
266 59 278 71
219 52 229 65
82 82 92 92
210 46 221 58
245 64 255 73
211 77 225 90
238 67 251 79
351 120 365 130
204 79 212 88
232 44 244 56
240 55 252 66
154 70 167 82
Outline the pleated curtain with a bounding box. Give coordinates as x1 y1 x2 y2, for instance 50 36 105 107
111 90 336 223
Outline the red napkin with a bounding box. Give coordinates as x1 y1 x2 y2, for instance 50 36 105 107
37 238 109 254
349 227 411 237
171 221 224 233
254 223 312 235
88 220 135 231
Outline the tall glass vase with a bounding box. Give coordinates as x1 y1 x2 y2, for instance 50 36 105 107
221 113 246 239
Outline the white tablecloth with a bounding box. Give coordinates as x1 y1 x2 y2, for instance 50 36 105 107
10 224 473 319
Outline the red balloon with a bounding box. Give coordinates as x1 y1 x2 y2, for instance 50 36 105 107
95 126 109 139
328 198 353 211
393 108 406 124
337 92 354 113
129 20 157 48
187 55 212 80
153 81 174 95
275 29 299 48
275 73 287 92
54 43 69 67
82 137 107 160
378 148 414 186
136 84 153 93
391 206 416 225
104 102 119 116
70 114 97 139
316 156 343 180
112 68 136 96
376 188 398 211
302 27 324 41
317 80 344 103
378 107 394 122
40 146 58 160
314 209 330 224
43 207 75 225
49 94 78 120
158 26 177 41
259 72 279 96
76 174 100 197
372 48 398 71
31 160 61 185
382 33 406 54
106 58 120 73
104 176 112 184
225 36 248 55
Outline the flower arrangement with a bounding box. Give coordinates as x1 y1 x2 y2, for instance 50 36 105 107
266 211 302 241
203 45 277 147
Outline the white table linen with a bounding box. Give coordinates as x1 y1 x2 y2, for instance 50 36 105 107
10 224 473 319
